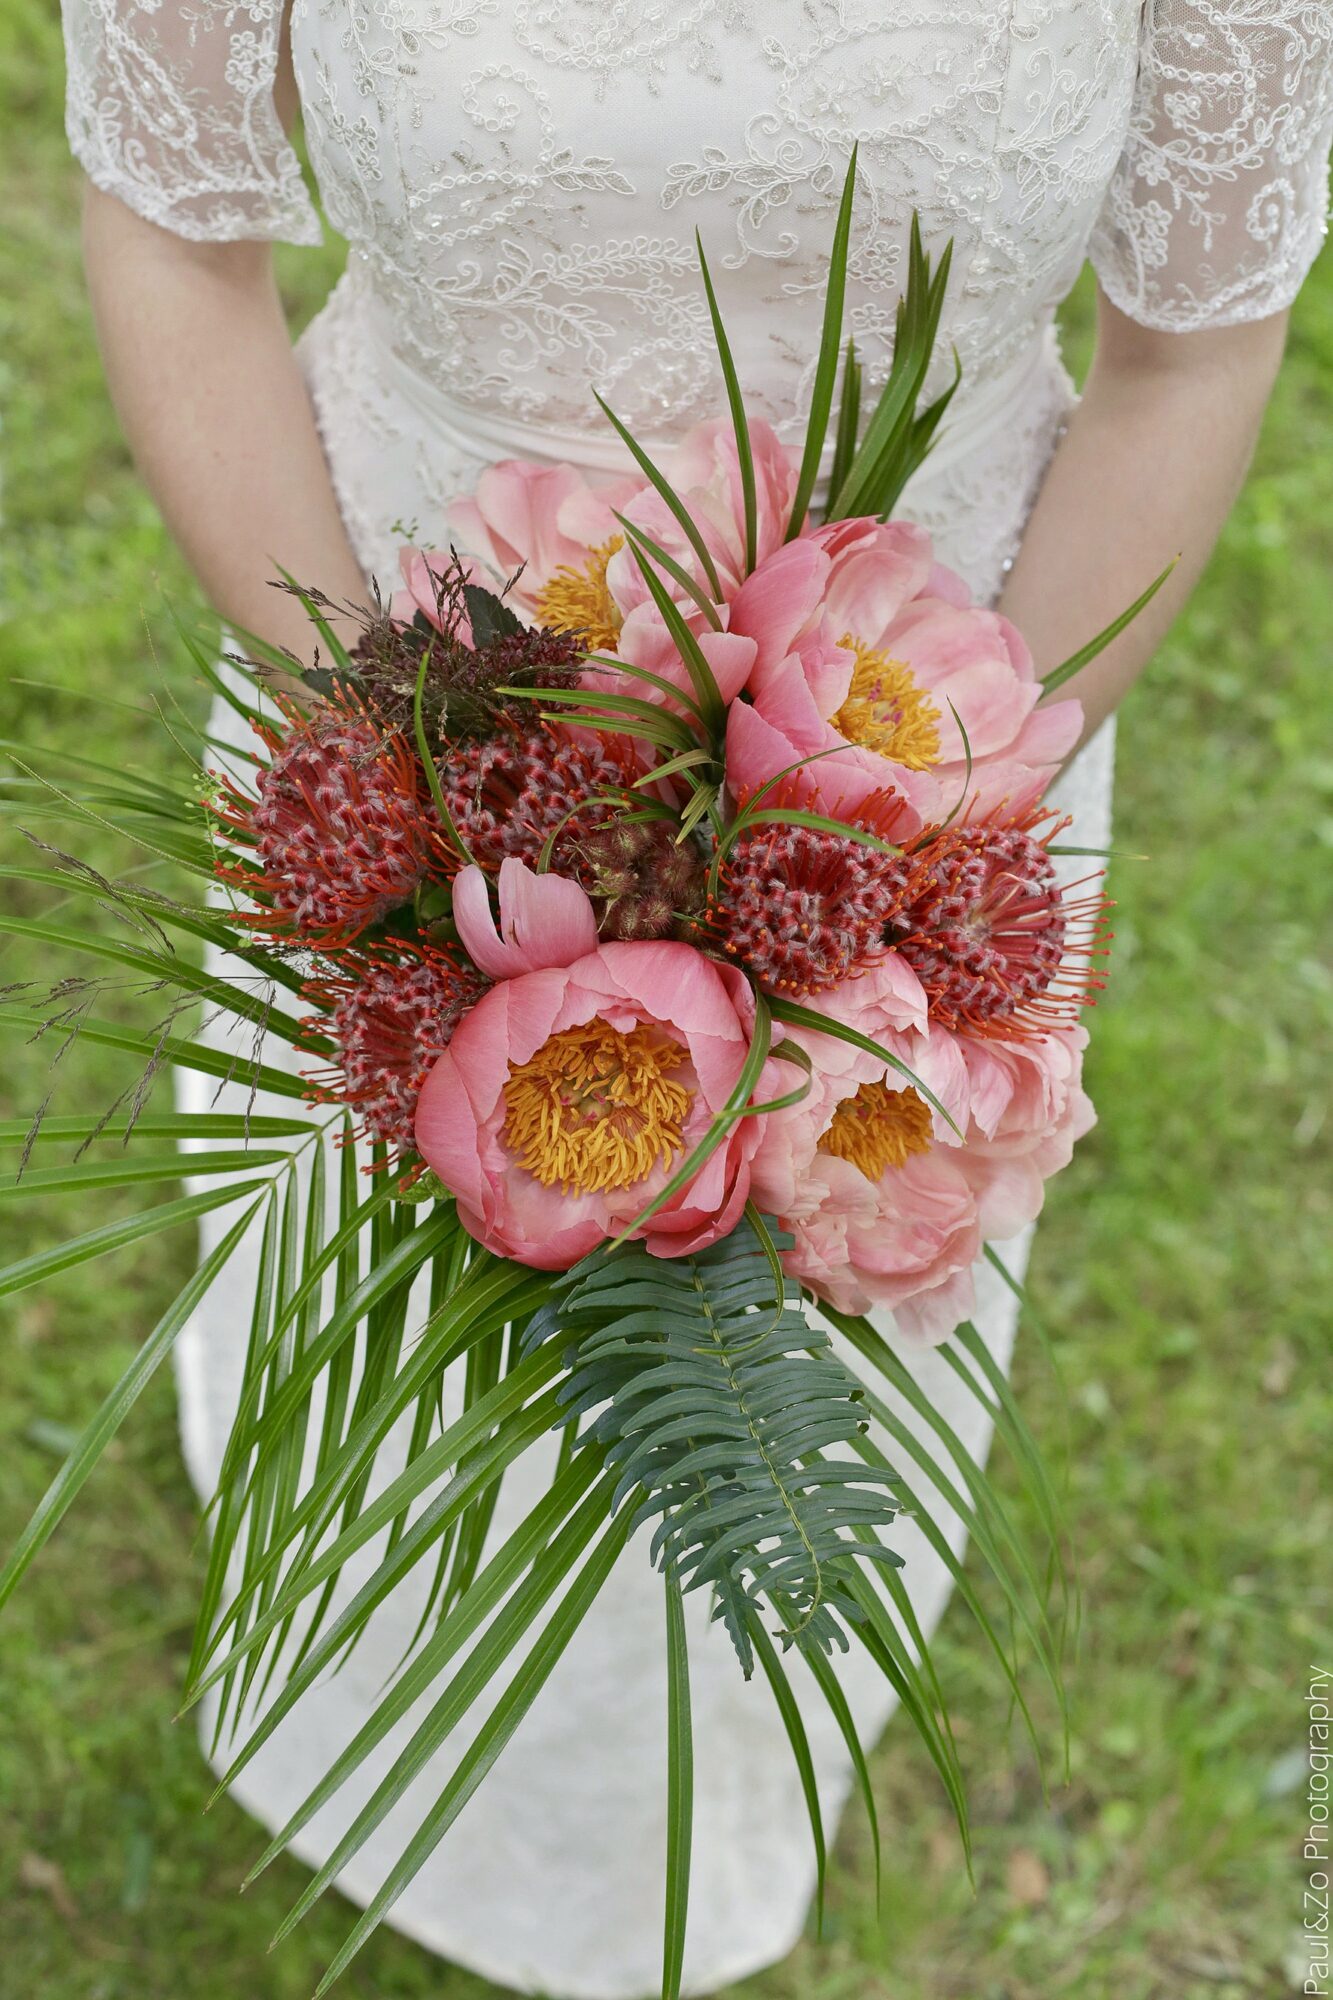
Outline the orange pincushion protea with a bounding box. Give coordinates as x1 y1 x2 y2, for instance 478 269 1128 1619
882 808 1110 1037
215 697 450 946
705 805 908 995
304 942 488 1152
439 725 636 876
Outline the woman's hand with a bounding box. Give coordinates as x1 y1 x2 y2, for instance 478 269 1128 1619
80 184 369 669
999 290 1289 749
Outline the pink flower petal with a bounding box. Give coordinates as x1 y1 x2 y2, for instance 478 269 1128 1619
453 860 598 980
730 540 832 670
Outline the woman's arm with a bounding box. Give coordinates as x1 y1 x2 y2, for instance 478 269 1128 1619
81 183 367 664
999 291 1289 748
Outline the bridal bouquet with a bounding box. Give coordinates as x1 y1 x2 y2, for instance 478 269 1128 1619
1 161 1163 1993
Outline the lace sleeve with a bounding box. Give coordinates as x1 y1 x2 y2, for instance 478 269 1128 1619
1090 2 1333 329
61 0 321 245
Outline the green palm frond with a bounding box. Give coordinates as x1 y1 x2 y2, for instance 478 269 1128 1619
527 1212 904 1674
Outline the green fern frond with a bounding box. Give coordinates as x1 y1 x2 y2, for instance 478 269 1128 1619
527 1214 903 1674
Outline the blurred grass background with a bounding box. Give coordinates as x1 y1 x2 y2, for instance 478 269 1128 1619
1 1 1330 1996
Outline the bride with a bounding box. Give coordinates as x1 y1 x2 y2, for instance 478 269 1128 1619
60 3 1332 1994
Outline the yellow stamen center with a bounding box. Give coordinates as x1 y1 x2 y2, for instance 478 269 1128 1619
535 535 625 654
817 1081 933 1180
830 632 942 770
502 1018 693 1194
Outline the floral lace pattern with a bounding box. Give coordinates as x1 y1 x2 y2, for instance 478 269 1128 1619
63 2 1333 451
287 0 1147 442
61 0 322 243
1090 2 1333 329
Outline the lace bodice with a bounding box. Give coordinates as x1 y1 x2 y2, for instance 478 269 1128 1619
64 2 1333 453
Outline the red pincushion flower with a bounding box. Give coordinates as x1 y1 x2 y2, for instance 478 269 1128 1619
882 811 1110 1036
306 945 488 1151
218 702 447 945
441 726 633 876
708 819 904 994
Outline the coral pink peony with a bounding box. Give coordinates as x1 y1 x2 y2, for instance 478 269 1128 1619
949 1025 1095 1238
723 538 938 827
786 1139 983 1345
415 942 774 1268
747 952 963 1225
445 460 643 633
759 1052 989 1344
726 520 1082 828
750 962 1089 1342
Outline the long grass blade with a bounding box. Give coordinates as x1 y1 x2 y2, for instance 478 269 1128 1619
0 1180 275 1298
0 1151 293 1198
300 1510 633 1991
614 515 724 630
1038 560 1178 698
787 149 859 539
593 394 724 600
824 339 862 522
0 1008 314 1102
695 231 757 576
237 1453 605 1873
749 1618 827 1932
662 1569 694 2000
0 1201 263 1611
623 542 724 738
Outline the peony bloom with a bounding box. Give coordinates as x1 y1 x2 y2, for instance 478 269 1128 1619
780 1081 984 1344
415 941 774 1268
949 1025 1095 1238
749 957 1088 1342
723 538 939 827
748 953 982 1339
747 953 933 1218
434 441 769 720
444 460 643 640
725 520 1082 827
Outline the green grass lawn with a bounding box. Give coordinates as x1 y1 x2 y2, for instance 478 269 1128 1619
2 3 1331 1997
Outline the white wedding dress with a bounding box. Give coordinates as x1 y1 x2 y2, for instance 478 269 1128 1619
61 4 1333 1994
